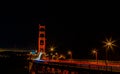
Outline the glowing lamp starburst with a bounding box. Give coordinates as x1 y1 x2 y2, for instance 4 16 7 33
103 37 116 50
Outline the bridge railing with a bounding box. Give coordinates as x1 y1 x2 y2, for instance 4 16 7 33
43 59 120 72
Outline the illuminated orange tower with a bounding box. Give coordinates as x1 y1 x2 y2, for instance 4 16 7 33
38 24 46 53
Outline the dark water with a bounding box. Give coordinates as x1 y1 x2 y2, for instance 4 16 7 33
0 51 29 74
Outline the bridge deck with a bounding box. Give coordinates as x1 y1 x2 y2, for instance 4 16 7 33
33 59 120 73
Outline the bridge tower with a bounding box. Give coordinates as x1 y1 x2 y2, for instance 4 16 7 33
38 24 46 53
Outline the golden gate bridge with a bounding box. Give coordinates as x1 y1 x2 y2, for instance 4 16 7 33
28 24 120 74
1 24 120 74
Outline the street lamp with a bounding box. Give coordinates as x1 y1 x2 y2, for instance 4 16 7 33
55 52 59 60
50 47 54 52
50 47 55 60
92 49 98 64
68 51 72 60
103 37 116 66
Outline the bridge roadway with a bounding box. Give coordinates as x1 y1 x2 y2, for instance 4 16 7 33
30 59 120 74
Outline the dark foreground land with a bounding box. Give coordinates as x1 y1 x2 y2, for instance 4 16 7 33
0 51 29 74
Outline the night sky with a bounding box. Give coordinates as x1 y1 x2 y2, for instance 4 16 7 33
0 1 120 60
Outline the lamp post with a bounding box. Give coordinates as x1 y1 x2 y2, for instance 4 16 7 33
55 52 58 60
92 49 98 64
50 47 54 60
103 37 116 66
68 51 72 60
